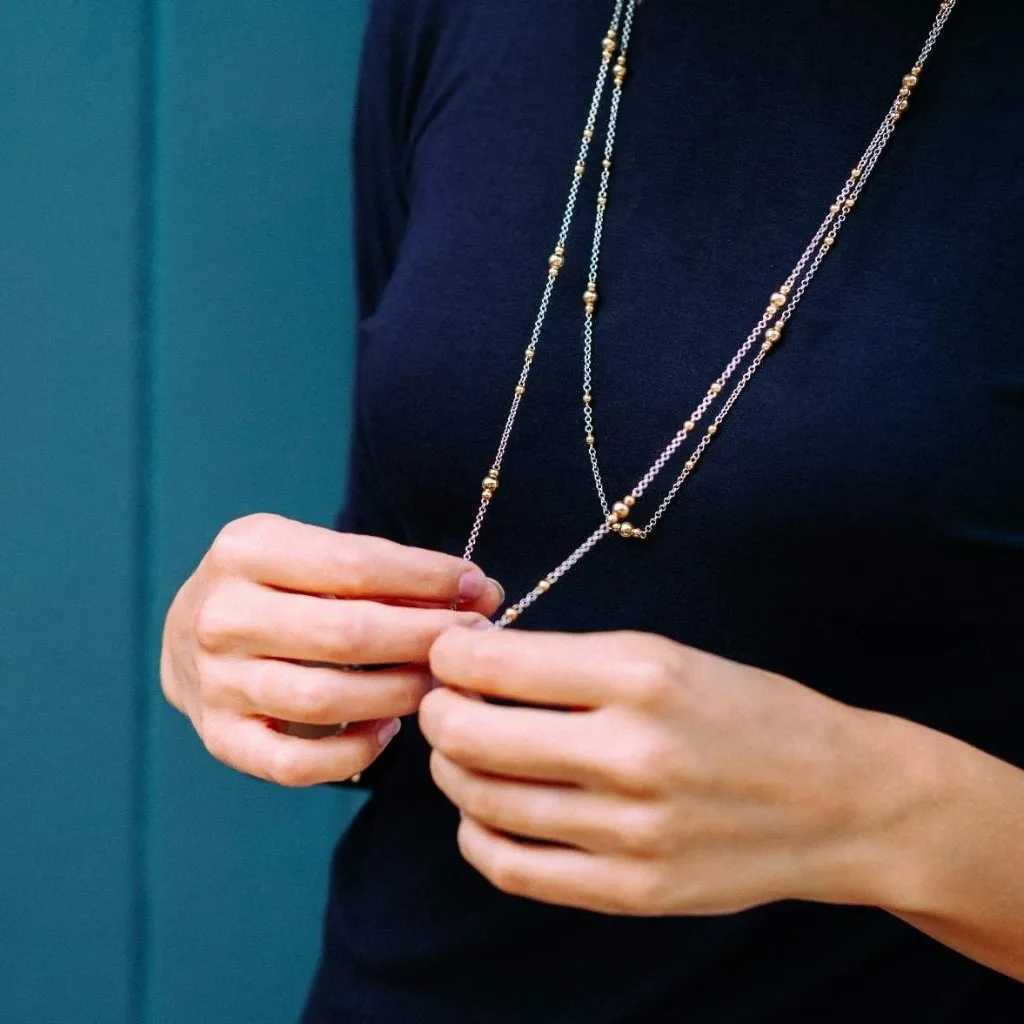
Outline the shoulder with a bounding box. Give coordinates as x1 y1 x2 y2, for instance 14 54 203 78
361 0 459 61
361 0 562 83
357 0 460 138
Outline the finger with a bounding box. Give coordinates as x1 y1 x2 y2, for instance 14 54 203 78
235 660 432 723
198 581 486 663
376 575 504 617
200 710 402 787
431 750 623 852
419 686 608 786
467 578 505 618
430 625 634 708
457 815 654 915
209 513 500 606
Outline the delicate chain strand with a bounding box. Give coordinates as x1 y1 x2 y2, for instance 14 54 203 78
599 0 958 539
580 0 917 522
583 1 638 517
463 2 627 565
457 0 958 627
590 0 959 535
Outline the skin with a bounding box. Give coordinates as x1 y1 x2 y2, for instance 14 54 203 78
163 514 1024 981
160 513 502 786
422 625 1024 982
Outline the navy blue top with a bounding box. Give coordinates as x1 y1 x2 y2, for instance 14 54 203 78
302 2 1024 1020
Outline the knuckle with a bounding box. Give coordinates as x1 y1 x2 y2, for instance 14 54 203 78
428 628 460 677
199 723 233 767
619 651 677 710
193 591 245 653
604 734 674 795
429 621 490 680
620 805 673 856
284 673 337 723
461 777 500 822
327 542 372 594
208 514 274 570
434 713 480 764
242 657 275 708
388 669 433 715
486 851 529 897
334 602 372 659
421 691 477 759
418 687 445 734
195 651 237 706
266 744 317 788
456 818 481 868
631 737 675 789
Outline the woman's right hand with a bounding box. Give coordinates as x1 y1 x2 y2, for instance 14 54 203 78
160 513 502 787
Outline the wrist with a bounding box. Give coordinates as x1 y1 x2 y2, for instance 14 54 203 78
828 707 963 915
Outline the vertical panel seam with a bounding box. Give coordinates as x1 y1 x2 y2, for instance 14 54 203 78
131 0 158 1019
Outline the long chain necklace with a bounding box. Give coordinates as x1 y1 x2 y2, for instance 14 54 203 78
462 0 958 629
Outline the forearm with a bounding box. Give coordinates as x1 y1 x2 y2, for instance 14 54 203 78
864 712 1024 981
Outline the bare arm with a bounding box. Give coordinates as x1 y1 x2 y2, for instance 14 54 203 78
418 625 1024 982
875 714 1024 981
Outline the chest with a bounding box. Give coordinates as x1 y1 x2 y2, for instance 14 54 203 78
356 0 1023 635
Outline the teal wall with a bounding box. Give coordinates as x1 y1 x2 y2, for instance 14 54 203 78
1 3 367 1022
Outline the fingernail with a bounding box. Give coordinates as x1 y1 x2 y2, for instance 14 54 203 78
458 569 488 602
377 717 401 745
486 577 505 606
469 618 495 630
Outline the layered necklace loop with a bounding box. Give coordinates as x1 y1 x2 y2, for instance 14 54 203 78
461 0 959 628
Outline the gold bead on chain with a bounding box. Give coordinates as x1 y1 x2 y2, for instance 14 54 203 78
456 0 958 627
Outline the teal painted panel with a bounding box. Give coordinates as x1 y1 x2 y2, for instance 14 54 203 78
0 2 146 1022
148 3 367 1022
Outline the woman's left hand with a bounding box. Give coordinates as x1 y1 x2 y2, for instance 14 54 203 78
420 625 922 916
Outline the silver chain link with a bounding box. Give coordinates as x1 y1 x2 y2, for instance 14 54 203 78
584 0 638 518
462 0 627 567
456 0 959 627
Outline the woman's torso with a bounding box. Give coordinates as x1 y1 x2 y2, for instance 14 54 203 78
303 2 1024 1020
